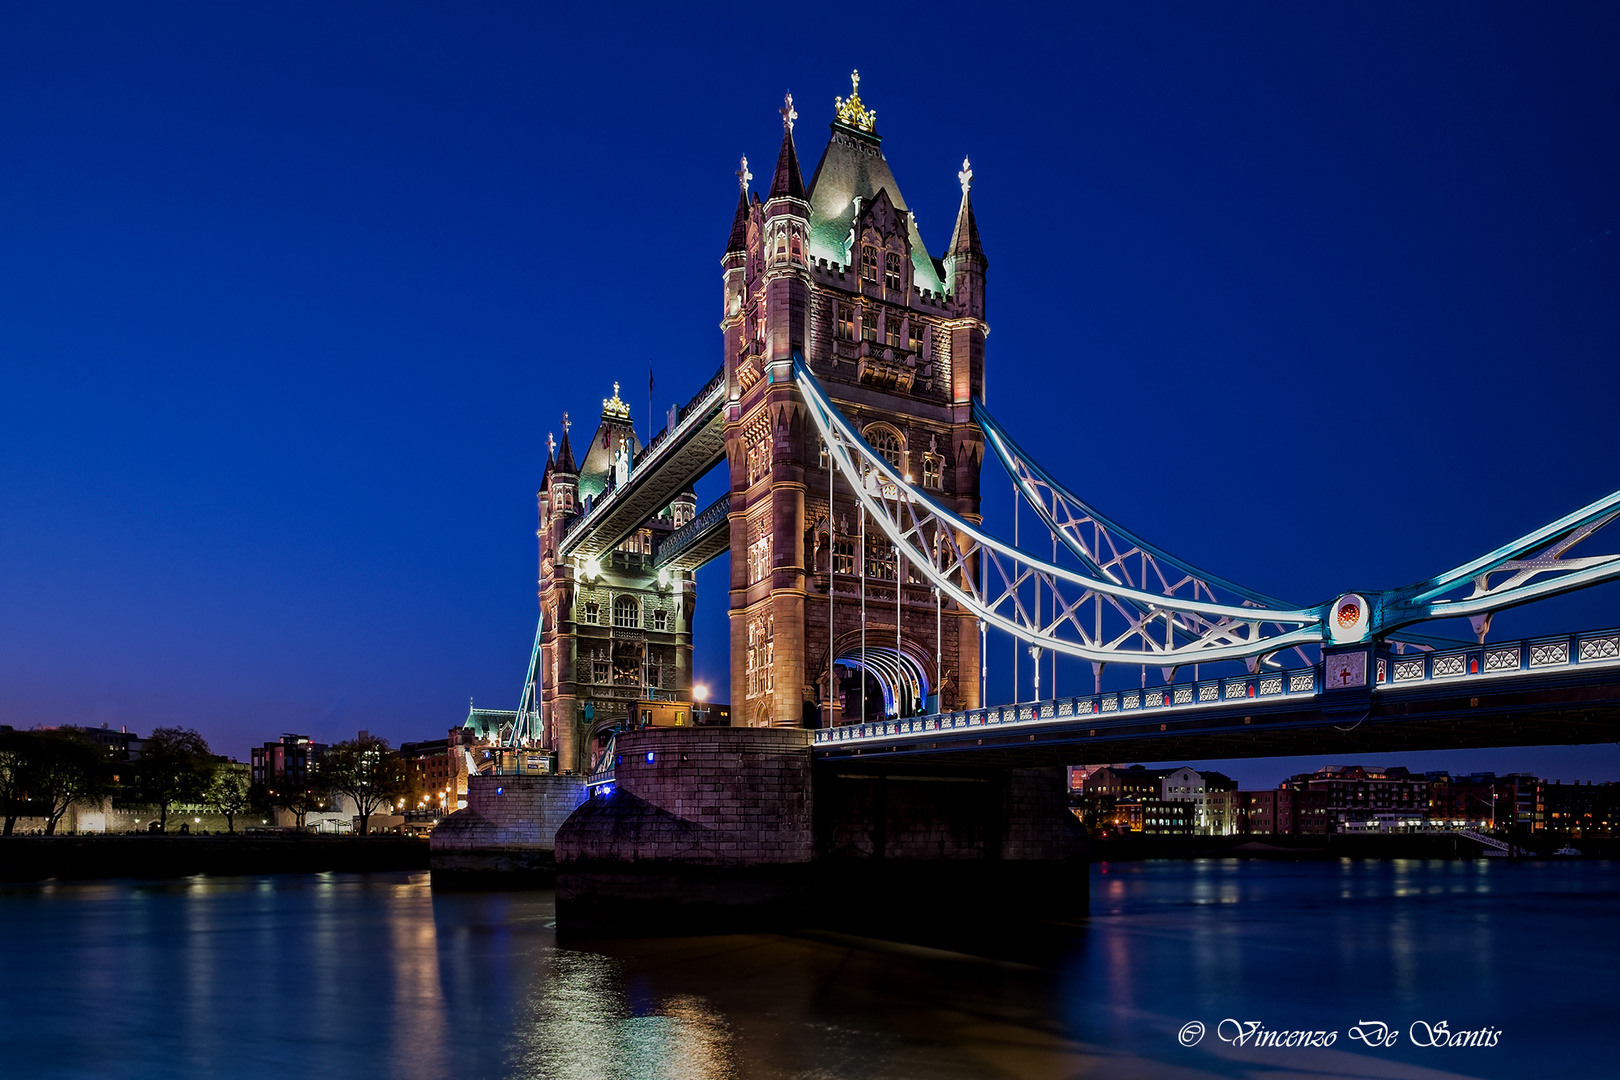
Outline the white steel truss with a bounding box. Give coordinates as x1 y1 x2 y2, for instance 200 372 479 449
797 359 1324 666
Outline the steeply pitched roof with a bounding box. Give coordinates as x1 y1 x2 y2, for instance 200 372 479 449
805 122 946 292
724 186 750 254
554 428 577 474
948 188 983 258
769 125 805 201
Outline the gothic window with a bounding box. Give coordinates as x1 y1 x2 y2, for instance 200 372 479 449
836 303 855 341
884 314 902 348
832 537 854 575
922 454 943 490
909 319 923 352
747 533 773 585
774 226 787 261
582 600 600 625
861 307 877 342
612 595 640 629
653 608 669 632
592 657 611 684
818 438 828 469
747 435 771 484
884 251 902 292
865 425 903 469
861 245 878 283
790 225 803 261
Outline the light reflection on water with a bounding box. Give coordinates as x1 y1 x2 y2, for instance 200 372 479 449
0 860 1615 1079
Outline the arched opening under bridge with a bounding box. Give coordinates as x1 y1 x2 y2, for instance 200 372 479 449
833 646 930 721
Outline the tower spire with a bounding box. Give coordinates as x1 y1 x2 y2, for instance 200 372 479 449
769 93 805 201
948 155 983 257
725 155 751 254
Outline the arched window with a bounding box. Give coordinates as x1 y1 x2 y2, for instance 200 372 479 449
864 425 903 469
582 600 600 625
612 595 640 629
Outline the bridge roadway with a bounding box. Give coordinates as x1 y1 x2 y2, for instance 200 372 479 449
813 627 1620 768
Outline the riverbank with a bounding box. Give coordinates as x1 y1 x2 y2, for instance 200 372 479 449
1090 832 1619 860
0 834 430 882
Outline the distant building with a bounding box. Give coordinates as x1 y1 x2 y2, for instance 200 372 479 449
250 734 325 790
399 738 454 816
1241 788 1331 836
1542 780 1620 837
1289 765 1429 829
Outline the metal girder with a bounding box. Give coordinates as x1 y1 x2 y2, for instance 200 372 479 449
800 356 1620 665
560 368 727 561
1373 491 1620 639
653 494 731 572
797 357 1324 666
505 612 544 748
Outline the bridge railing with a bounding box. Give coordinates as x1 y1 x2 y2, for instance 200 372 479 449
561 365 726 556
812 626 1620 748
1375 628 1619 686
653 493 730 567
813 662 1324 746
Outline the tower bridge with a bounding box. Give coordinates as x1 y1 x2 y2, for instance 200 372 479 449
436 74 1620 925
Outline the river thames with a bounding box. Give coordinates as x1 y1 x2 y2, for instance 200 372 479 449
1 859 1613 1079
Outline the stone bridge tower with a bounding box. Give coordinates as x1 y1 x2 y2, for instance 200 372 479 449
723 74 987 728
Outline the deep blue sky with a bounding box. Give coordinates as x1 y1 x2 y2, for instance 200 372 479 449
2 3 1616 784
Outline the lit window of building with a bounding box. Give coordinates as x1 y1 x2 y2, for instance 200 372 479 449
836 303 855 341
861 244 878 283
884 251 902 291
612 595 640 629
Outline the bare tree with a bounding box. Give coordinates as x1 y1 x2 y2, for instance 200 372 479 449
207 766 251 833
320 735 407 834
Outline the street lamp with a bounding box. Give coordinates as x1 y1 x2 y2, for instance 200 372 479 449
693 683 709 725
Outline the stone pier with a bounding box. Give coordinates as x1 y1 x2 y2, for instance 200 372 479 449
429 773 587 885
550 726 1088 932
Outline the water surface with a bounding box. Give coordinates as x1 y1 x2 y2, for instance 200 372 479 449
1 859 1612 1079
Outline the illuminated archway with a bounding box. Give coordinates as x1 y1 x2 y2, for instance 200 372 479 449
834 645 930 718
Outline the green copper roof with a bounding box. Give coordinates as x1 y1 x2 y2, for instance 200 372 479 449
805 122 946 293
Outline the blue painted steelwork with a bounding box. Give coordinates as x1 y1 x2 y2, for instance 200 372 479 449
503 611 544 748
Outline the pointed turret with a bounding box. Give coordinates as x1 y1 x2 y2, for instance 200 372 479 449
725 156 752 255
943 156 988 403
947 170 983 259
554 421 578 476
538 437 555 491
769 95 806 201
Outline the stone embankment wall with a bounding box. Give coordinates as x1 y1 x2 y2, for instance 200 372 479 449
0 835 428 882
556 727 813 867
429 774 587 881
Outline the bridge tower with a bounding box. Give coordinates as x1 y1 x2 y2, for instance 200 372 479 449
724 74 987 728
535 394 698 775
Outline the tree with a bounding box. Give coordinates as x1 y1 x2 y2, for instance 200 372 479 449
320 735 407 834
266 773 329 829
207 766 251 834
31 728 113 835
134 727 213 832
0 729 34 836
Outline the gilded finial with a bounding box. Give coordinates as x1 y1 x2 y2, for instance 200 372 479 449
547 432 555 458
958 156 973 196
602 381 631 420
780 93 797 133
563 411 571 435
834 69 877 133
736 155 752 192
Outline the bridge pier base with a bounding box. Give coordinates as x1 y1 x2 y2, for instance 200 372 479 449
551 728 1087 933
429 774 588 886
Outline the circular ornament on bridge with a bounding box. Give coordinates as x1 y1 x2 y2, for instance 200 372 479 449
1328 593 1370 644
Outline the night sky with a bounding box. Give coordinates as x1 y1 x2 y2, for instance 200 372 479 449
3 3 1616 786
